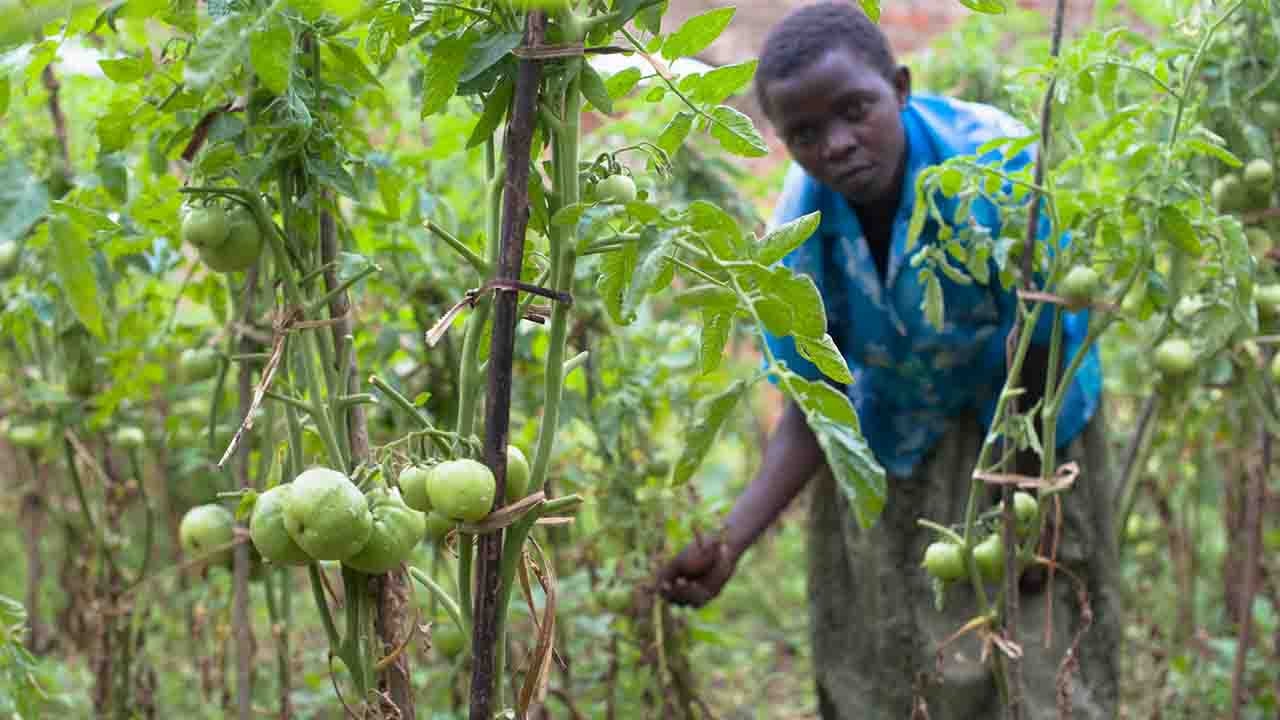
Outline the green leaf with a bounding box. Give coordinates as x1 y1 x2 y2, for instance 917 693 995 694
49 215 104 338
604 66 642 100
657 110 694 157
0 76 8 117
459 31 521 83
325 37 380 89
421 34 473 117
699 309 732 375
672 379 747 485
958 0 1008 14
0 161 50 244
686 60 757 105
1183 138 1241 168
766 271 826 337
467 75 513 148
1159 206 1201 254
780 372 885 528
685 200 740 258
857 0 880 22
673 284 738 311
661 7 735 60
597 242 637 325
753 297 793 336
185 14 249 91
921 270 944 330
796 334 853 384
98 54 154 83
579 61 613 114
622 228 674 319
757 211 819 266
707 105 768 158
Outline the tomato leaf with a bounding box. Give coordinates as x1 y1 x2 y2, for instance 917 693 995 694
579 61 613 115
756 211 819 266
672 380 747 485
857 0 880 22
185 13 250 91
604 67 642 100
467 75 514 149
622 227 674 319
657 110 694 157
421 34 473 117
707 104 768 158
699 309 732 375
685 60 757 105
597 242 638 325
49 214 105 339
661 7 734 60
796 334 853 385
98 54 154 83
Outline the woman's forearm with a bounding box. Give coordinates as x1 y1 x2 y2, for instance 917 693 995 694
723 401 826 557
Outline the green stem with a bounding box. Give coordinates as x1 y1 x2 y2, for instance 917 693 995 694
309 563 342 650
427 221 489 275
408 566 465 637
459 533 474 625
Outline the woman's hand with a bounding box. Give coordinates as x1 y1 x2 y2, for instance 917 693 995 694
657 535 739 608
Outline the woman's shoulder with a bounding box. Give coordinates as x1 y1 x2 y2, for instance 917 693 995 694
907 93 1034 158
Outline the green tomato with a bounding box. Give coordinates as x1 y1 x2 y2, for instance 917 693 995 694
181 205 230 250
398 465 433 513
426 459 496 523
1152 337 1196 376
921 541 966 582
1257 284 1280 319
113 425 146 450
973 533 1005 582
1258 100 1280 132
0 241 18 276
7 423 51 449
596 174 637 204
180 504 236 566
600 586 632 614
249 485 311 566
423 512 455 543
1244 159 1275 189
1059 266 1100 310
179 348 221 383
1247 228 1272 255
505 446 531 504
1012 491 1039 537
344 487 427 575
198 205 262 273
1212 174 1246 213
282 467 373 561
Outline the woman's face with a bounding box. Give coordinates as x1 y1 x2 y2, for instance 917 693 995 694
763 47 910 209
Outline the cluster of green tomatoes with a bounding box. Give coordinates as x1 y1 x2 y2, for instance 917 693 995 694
921 491 1038 584
178 447 532 575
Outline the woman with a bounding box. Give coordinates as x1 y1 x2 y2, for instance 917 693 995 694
657 3 1121 718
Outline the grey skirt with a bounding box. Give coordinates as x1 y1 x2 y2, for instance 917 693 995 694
808 411 1121 720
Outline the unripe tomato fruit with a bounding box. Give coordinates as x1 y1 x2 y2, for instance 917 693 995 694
1212 174 1246 212
424 512 455 543
596 174 637 204
433 622 466 658
427 459 496 523
7 423 51 448
282 467 373 561
974 533 1005 582
1259 100 1280 132
198 205 262 273
1244 159 1275 189
181 205 230 250
113 425 145 450
1247 228 1272 254
505 446 531 504
1013 491 1039 537
180 504 236 565
398 465 433 513
343 487 427 575
1256 284 1280 320
1059 266 1100 311
1152 337 1196 376
922 541 966 582
179 347 221 383
249 484 311 566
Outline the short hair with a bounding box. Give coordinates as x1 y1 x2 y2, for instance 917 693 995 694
755 1 898 115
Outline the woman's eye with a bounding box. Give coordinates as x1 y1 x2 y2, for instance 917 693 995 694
844 103 867 121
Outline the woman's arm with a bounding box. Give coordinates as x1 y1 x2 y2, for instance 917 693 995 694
658 400 826 607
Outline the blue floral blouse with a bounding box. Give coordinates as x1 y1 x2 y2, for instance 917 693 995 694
763 93 1101 478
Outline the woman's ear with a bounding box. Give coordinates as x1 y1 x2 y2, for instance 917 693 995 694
893 65 912 108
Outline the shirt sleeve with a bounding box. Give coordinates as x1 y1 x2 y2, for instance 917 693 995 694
761 165 826 383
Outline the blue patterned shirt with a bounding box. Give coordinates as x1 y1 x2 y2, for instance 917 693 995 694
763 93 1101 478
